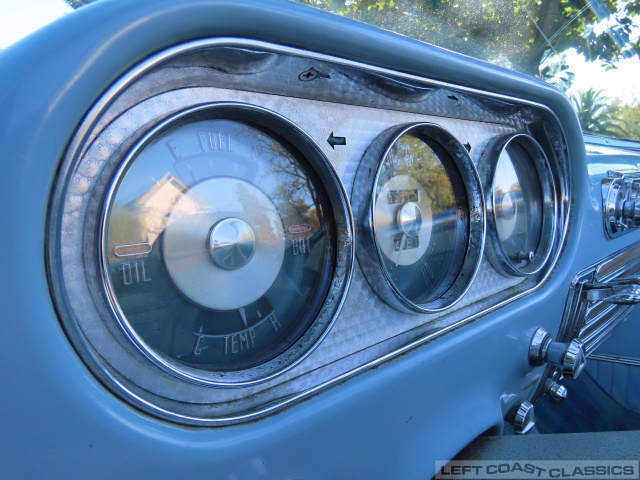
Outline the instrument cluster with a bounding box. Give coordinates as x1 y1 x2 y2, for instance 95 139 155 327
47 40 569 425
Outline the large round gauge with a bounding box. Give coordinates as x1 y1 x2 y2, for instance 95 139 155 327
479 134 556 277
102 106 344 377
353 123 484 313
50 102 353 394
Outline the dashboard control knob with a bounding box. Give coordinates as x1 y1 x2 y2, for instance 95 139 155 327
603 172 640 237
528 327 587 379
513 401 536 435
622 199 640 227
544 379 568 403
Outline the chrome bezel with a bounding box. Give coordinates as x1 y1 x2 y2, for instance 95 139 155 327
45 37 571 426
97 102 353 386
353 123 485 313
50 99 353 425
479 134 557 277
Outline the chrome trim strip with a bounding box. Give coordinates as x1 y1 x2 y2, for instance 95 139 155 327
595 241 640 280
589 353 640 367
580 306 633 356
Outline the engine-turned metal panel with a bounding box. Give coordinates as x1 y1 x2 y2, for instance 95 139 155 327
48 40 570 425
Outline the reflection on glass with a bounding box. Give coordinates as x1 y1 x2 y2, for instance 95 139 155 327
373 133 465 304
493 143 543 268
103 117 334 371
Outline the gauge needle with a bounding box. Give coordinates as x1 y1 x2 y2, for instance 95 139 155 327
396 234 407 267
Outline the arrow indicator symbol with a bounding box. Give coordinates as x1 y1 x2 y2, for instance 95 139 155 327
327 132 347 149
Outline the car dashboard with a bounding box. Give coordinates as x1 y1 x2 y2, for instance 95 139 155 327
1 0 638 478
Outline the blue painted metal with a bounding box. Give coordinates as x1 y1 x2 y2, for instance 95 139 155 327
0 0 636 478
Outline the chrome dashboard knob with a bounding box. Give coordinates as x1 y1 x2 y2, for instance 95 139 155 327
544 380 568 403
512 401 536 435
529 327 586 379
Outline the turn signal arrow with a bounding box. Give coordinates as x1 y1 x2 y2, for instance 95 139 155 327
327 132 347 149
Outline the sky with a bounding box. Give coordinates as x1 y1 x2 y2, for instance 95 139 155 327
565 49 640 105
0 0 71 49
2 0 640 105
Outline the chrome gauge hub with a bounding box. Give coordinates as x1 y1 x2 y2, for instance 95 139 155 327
208 218 257 270
479 134 556 277
159 177 285 311
353 123 485 313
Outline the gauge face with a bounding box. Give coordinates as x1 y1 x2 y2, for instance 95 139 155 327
374 134 463 303
481 134 556 276
102 110 338 375
354 123 484 313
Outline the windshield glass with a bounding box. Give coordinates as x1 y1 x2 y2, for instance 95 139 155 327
293 0 640 141
3 0 640 141
0 0 71 49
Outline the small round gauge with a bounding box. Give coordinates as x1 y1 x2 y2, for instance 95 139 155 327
479 134 556 276
353 123 484 313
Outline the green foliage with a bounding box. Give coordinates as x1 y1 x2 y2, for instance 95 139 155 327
294 0 640 77
612 102 640 140
570 88 620 135
569 88 640 140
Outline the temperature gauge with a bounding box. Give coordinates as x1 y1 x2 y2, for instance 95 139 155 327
49 101 353 388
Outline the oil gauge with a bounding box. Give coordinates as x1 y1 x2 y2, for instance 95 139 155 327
353 123 484 313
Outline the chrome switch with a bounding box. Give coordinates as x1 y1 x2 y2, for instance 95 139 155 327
513 401 536 435
603 171 640 238
529 327 586 379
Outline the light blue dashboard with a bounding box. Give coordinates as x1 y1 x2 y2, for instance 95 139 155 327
0 1 638 478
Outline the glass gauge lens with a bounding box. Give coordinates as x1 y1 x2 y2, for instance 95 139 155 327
494 145 542 258
374 134 461 302
481 134 555 276
355 123 484 313
102 112 336 373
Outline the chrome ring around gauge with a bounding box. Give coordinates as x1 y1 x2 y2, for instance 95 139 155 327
352 123 485 313
51 101 353 396
479 134 556 277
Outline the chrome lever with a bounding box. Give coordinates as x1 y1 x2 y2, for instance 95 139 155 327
582 275 640 305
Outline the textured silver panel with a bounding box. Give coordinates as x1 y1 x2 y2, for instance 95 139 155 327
49 40 570 424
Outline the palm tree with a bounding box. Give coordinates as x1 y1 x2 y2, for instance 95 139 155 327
569 88 620 135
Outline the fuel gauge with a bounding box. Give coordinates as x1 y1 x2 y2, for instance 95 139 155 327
99 104 353 384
